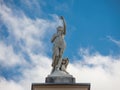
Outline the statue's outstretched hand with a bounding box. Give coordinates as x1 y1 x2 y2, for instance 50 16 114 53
60 16 64 20
59 16 66 34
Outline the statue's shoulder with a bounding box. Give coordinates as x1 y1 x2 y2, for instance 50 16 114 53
52 33 58 37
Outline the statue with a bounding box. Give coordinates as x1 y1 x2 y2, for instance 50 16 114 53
51 16 67 73
45 16 75 83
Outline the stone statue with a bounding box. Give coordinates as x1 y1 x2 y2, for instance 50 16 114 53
51 16 67 73
46 16 75 83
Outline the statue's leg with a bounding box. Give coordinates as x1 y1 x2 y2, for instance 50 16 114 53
52 46 58 66
56 48 63 70
52 47 60 71
51 56 58 73
52 52 56 67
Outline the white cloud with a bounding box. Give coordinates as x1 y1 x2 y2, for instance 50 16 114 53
18 56 52 90
67 48 120 90
1 47 120 90
0 1 58 90
0 42 26 67
0 1 120 90
0 0 59 67
0 77 24 90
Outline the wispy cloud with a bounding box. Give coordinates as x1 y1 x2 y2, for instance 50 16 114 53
0 42 26 67
55 3 69 12
0 1 57 67
107 36 120 47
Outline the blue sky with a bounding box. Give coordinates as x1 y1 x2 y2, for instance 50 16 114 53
1 0 120 57
0 0 120 90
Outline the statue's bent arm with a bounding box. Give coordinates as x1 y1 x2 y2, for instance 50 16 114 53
51 34 57 43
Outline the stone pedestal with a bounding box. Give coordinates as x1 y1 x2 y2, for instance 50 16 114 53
32 67 90 90
46 76 75 83
32 83 90 90
32 68 91 90
45 69 75 83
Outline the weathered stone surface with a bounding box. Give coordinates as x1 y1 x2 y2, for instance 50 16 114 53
46 76 75 83
49 69 72 77
46 69 75 83
32 83 91 90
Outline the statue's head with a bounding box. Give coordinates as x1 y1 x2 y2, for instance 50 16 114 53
57 26 63 33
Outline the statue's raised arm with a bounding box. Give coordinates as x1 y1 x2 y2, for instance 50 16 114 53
60 16 66 35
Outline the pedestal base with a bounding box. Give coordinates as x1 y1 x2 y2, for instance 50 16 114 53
46 69 75 83
46 76 75 83
32 83 90 90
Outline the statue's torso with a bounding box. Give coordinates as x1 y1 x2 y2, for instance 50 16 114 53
53 33 66 49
